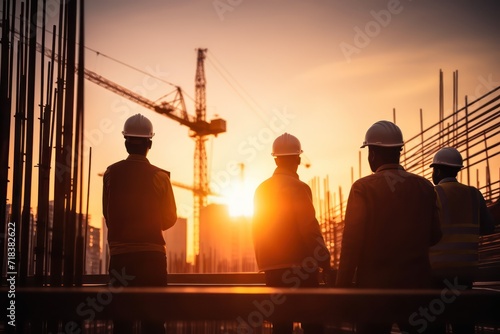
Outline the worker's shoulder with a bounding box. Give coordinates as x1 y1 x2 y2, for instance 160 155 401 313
439 180 479 193
105 159 126 170
257 174 308 191
275 173 307 186
402 169 433 182
297 178 312 189
279 175 311 195
150 164 171 178
395 169 435 189
356 168 433 187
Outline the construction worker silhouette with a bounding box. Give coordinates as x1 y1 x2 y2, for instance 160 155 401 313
103 113 177 334
336 121 442 334
429 147 496 334
252 133 332 334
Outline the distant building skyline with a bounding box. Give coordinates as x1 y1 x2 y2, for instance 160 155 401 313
86 225 101 274
199 203 257 273
163 216 188 273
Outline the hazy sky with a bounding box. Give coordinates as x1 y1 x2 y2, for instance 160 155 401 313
50 0 500 234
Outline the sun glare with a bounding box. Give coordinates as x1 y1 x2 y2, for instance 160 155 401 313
225 182 256 218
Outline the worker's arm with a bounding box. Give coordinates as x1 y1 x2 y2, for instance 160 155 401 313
430 188 442 246
154 170 177 230
293 184 332 271
336 182 366 288
478 190 495 235
102 168 110 226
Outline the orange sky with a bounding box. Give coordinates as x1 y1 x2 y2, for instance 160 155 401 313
6 1 500 252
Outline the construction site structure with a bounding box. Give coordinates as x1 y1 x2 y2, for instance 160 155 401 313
311 73 500 270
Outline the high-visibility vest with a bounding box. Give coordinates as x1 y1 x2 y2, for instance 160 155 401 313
430 182 481 269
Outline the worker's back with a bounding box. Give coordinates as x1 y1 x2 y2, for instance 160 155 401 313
430 180 495 274
253 167 328 272
341 164 441 288
104 156 171 246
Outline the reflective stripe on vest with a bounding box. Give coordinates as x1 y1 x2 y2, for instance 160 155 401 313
430 184 480 269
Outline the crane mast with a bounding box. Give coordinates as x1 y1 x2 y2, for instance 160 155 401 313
193 48 208 256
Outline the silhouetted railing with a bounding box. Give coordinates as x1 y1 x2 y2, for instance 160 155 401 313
6 283 500 334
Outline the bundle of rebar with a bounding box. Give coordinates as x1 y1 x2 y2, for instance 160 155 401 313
0 0 87 290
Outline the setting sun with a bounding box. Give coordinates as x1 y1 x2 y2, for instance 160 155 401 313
223 181 256 218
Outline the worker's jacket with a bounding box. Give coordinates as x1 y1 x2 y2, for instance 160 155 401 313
336 164 442 288
252 167 331 272
429 178 495 275
103 154 177 256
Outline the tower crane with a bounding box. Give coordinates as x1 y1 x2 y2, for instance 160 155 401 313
90 48 226 256
95 49 225 256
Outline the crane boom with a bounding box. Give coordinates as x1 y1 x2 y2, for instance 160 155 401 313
85 69 190 125
86 63 227 137
85 68 226 135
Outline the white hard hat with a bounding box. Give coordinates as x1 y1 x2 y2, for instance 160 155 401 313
272 133 303 157
122 114 154 138
430 147 463 168
361 120 404 148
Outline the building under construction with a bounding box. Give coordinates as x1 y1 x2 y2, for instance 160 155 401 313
313 78 500 270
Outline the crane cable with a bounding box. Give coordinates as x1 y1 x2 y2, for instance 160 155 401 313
206 50 271 126
6 19 185 93
206 50 313 168
86 46 179 88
